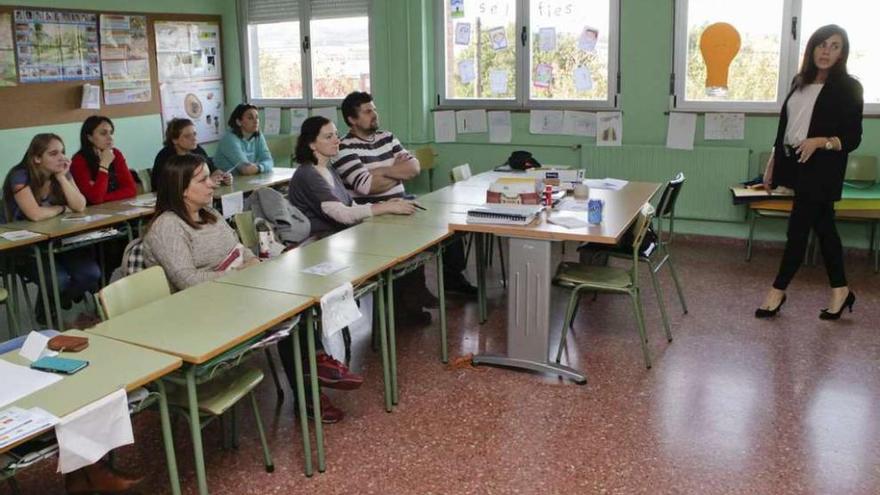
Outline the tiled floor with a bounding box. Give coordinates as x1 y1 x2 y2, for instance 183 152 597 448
8 238 880 494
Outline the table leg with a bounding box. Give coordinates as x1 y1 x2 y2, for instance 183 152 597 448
154 380 181 495
305 310 325 472
33 246 51 329
377 280 393 412
46 241 63 330
436 248 448 363
475 233 487 324
185 367 209 495
290 323 313 476
384 271 399 405
472 237 586 383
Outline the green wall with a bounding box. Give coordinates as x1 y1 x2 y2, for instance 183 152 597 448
0 0 240 173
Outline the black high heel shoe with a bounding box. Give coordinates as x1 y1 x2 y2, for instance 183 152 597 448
819 291 855 320
755 294 786 318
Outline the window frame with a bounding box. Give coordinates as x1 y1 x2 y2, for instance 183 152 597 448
433 0 621 110
241 0 372 107
672 0 880 114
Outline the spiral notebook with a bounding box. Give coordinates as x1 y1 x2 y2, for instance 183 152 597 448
466 205 543 225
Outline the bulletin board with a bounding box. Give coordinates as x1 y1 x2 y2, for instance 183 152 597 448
0 5 223 131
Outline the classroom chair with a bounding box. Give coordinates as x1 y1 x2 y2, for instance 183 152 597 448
265 135 295 167
840 155 878 271
414 146 438 191
135 169 152 194
98 266 276 478
554 204 668 370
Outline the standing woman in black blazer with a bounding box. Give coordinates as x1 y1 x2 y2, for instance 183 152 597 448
757 24 863 320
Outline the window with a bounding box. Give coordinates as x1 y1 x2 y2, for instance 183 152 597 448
244 0 370 105
435 0 620 109
673 0 879 113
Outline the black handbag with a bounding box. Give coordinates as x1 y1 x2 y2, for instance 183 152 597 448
506 151 542 170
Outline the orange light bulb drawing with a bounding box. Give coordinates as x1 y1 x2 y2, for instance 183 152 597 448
699 22 741 97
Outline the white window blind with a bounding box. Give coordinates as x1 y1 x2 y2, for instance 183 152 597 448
248 0 299 24
310 0 369 19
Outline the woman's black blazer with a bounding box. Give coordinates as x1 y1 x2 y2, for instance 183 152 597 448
772 74 863 202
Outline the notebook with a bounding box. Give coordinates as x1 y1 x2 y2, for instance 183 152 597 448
466 205 543 226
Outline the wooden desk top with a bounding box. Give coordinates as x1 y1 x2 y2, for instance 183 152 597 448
448 181 661 244
88 282 313 364
1 330 181 454
213 168 295 198
0 227 48 251
218 244 395 298
306 222 452 263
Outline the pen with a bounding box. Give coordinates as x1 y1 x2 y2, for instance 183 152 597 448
413 203 427 211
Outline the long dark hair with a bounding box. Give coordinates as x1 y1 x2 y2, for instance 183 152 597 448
794 24 850 90
227 104 259 138
77 115 115 179
2 134 66 221
294 116 331 165
150 153 216 230
164 118 195 148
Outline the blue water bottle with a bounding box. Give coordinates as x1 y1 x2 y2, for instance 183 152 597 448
587 198 604 225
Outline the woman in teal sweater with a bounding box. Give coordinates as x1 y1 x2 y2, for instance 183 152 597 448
214 103 274 175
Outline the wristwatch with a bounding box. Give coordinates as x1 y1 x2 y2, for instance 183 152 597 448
824 138 834 150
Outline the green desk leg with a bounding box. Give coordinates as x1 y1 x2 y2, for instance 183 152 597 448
185 367 209 495
305 310 326 472
384 271 399 405
290 323 314 476
436 249 448 363
475 234 487 324
33 245 52 329
154 380 182 495
376 281 393 412
3 269 18 336
46 241 63 330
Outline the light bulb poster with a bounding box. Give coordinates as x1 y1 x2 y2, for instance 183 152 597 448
699 22 741 97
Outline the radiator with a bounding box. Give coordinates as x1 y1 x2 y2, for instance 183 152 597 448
580 145 750 222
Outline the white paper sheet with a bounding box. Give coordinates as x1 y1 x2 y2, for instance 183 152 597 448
56 389 134 473
596 112 622 146
289 108 309 135
562 110 597 137
320 283 362 342
556 197 590 211
311 106 337 126
458 60 475 84
0 230 42 241
705 112 745 140
220 191 244 219
573 66 593 92
529 110 565 135
128 197 156 207
80 84 100 110
489 69 509 95
0 406 58 450
578 26 599 52
433 110 456 143
666 112 697 150
584 178 628 191
324 293 372 361
547 215 588 229
263 107 281 135
60 214 112 223
454 22 471 45
302 260 348 276
456 109 487 134
488 111 512 143
19 332 57 362
0 360 64 410
538 27 556 52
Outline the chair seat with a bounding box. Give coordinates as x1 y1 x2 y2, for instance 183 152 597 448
554 261 633 290
167 367 264 416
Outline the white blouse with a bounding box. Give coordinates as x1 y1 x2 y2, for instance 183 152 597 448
784 83 824 146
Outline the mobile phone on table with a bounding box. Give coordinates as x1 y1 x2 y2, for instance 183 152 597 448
30 356 89 375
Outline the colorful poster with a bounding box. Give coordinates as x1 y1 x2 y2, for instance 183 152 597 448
578 26 599 53
488 27 508 51
155 21 221 83
534 63 552 88
454 22 471 46
100 14 151 105
160 80 225 143
0 13 16 86
13 9 100 83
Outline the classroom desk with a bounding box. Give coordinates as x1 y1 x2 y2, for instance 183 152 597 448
418 183 489 206
365 201 470 228
88 282 315 493
3 210 136 330
446 181 662 384
213 167 295 199
2 330 183 495
0 228 50 335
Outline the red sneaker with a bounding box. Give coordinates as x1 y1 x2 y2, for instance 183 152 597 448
303 393 345 424
307 352 364 390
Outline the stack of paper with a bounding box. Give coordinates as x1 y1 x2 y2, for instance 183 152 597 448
0 360 62 409
0 406 59 449
583 178 628 191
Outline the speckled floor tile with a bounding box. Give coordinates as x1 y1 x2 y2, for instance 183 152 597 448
8 238 880 494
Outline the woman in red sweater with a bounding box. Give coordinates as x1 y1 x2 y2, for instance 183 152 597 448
70 115 137 204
